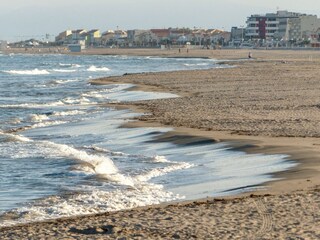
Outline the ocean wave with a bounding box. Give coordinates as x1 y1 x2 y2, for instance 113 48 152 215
59 63 81 68
81 92 103 98
27 114 50 122
87 66 110 72
0 184 183 227
1 132 125 181
184 63 209 66
52 69 77 73
41 141 122 176
0 96 95 109
86 146 128 156
3 68 50 75
152 155 170 163
52 110 86 116
0 131 32 142
61 97 95 105
9 118 22 124
31 120 67 129
0 101 65 108
135 162 194 182
45 79 80 86
42 141 135 187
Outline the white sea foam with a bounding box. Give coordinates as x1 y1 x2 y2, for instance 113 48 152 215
0 131 32 142
59 63 71 66
27 114 50 122
153 155 170 163
3 68 50 75
52 110 86 116
0 132 124 181
84 146 129 157
42 141 120 176
0 101 65 108
0 97 97 108
135 162 194 182
184 63 209 66
58 79 79 83
50 79 80 85
87 66 110 72
61 97 94 105
31 121 67 129
59 63 81 68
81 91 104 98
43 141 134 186
52 69 77 73
0 184 183 227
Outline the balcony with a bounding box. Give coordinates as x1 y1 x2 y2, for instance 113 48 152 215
266 33 276 36
246 27 259 30
246 20 258 24
246 33 259 36
266 27 279 30
266 21 279 24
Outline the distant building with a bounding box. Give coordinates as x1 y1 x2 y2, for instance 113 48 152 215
71 29 87 41
100 30 127 46
55 30 72 44
101 30 115 46
207 29 230 46
309 27 320 47
245 10 320 43
54 27 229 48
0 40 8 51
230 27 245 44
127 29 150 46
85 29 101 46
287 15 320 41
55 29 87 45
150 29 170 45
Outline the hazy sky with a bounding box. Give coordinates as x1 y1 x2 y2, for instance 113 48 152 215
1 0 320 41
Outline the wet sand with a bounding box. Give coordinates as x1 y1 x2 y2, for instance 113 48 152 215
1 189 319 239
1 49 320 239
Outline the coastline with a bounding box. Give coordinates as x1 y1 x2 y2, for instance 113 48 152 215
91 50 320 195
1 49 320 238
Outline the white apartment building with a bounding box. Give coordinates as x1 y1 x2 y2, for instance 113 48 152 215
245 10 319 41
288 15 320 41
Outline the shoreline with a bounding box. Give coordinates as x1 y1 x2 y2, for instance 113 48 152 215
1 49 320 238
121 120 320 195
103 93 319 196
91 54 320 195
5 46 320 60
1 188 319 239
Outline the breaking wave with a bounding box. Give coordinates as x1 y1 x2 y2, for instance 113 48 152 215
3 68 50 75
87 66 110 72
52 69 77 73
59 63 81 68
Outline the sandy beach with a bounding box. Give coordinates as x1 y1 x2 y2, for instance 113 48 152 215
1 48 320 239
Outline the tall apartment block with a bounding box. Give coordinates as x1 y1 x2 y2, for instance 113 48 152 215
246 10 320 41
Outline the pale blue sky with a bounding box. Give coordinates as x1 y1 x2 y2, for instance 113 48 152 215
1 0 320 41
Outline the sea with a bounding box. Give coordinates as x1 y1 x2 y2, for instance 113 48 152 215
0 53 296 226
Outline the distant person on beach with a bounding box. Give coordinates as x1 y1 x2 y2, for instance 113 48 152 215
248 52 252 59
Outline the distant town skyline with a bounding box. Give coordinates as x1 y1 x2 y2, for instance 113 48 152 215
1 0 320 41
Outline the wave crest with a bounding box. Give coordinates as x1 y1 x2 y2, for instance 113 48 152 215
3 68 50 75
87 66 110 72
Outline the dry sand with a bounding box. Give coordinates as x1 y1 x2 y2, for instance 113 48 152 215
1 48 320 239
